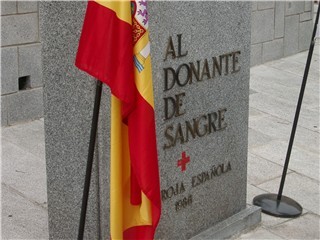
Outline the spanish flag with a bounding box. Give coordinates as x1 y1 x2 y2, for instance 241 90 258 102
75 1 161 239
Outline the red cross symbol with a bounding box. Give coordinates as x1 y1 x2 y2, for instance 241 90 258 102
177 152 190 172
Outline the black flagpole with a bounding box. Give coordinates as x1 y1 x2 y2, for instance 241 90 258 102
78 80 103 240
253 3 320 218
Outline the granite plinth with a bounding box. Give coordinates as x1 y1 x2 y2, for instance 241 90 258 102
42 2 255 239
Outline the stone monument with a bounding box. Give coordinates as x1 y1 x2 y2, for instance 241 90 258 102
41 2 260 239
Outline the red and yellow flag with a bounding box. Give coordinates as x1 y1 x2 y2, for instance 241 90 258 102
75 1 161 239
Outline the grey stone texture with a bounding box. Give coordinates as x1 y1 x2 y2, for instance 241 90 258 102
285 1 305 16
41 2 102 239
268 213 320 239
150 2 252 238
275 1 285 38
18 43 43 88
251 9 275 44
250 44 262 66
1 119 49 239
262 39 284 62
1 13 39 46
252 2 258 11
17 1 38 14
299 20 313 51
42 1 253 239
1 184 49 239
1 95 8 126
1 1 42 126
284 15 300 56
1 1 17 15
6 88 44 125
251 0 313 66
1 46 19 95
305 0 312 11
300 11 312 21
257 1 275 10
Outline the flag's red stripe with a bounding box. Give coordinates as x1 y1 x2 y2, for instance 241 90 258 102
128 92 161 229
123 225 155 240
75 1 135 117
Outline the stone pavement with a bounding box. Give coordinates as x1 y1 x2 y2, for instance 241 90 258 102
1 46 319 240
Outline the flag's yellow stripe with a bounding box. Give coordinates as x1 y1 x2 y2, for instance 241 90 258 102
110 96 124 239
95 0 132 24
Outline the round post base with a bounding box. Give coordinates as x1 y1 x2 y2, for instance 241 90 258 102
253 193 302 218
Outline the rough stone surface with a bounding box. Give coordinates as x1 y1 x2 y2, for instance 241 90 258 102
6 88 44 125
1 140 47 205
258 1 275 10
150 2 252 239
275 1 285 38
1 46 18 95
40 2 101 239
262 39 284 62
250 44 262 66
1 1 17 15
284 15 299 56
1 96 8 126
1 184 49 239
305 0 312 11
268 213 320 239
285 1 305 16
18 43 43 88
252 1 258 11
247 153 288 186
17 1 38 13
300 11 312 22
42 1 252 239
1 13 39 46
299 20 313 52
251 9 274 44
237 227 284 239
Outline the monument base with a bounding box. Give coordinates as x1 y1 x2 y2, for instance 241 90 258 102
190 206 261 240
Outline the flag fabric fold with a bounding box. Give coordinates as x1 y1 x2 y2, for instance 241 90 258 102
75 1 161 239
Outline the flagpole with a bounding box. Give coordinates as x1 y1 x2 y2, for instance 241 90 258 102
78 80 103 240
253 3 319 218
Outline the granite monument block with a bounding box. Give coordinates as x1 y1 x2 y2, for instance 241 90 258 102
41 2 260 239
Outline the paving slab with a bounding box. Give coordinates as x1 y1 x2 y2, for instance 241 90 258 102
1 183 49 240
260 212 296 228
268 213 320 240
248 128 273 149
236 227 284 239
1 119 45 159
250 140 319 181
247 153 290 186
249 114 319 154
266 56 320 82
250 74 319 110
250 93 319 132
250 65 319 96
1 140 47 206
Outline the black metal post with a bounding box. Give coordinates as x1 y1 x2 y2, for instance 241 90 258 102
277 3 320 201
253 4 320 218
78 80 103 240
